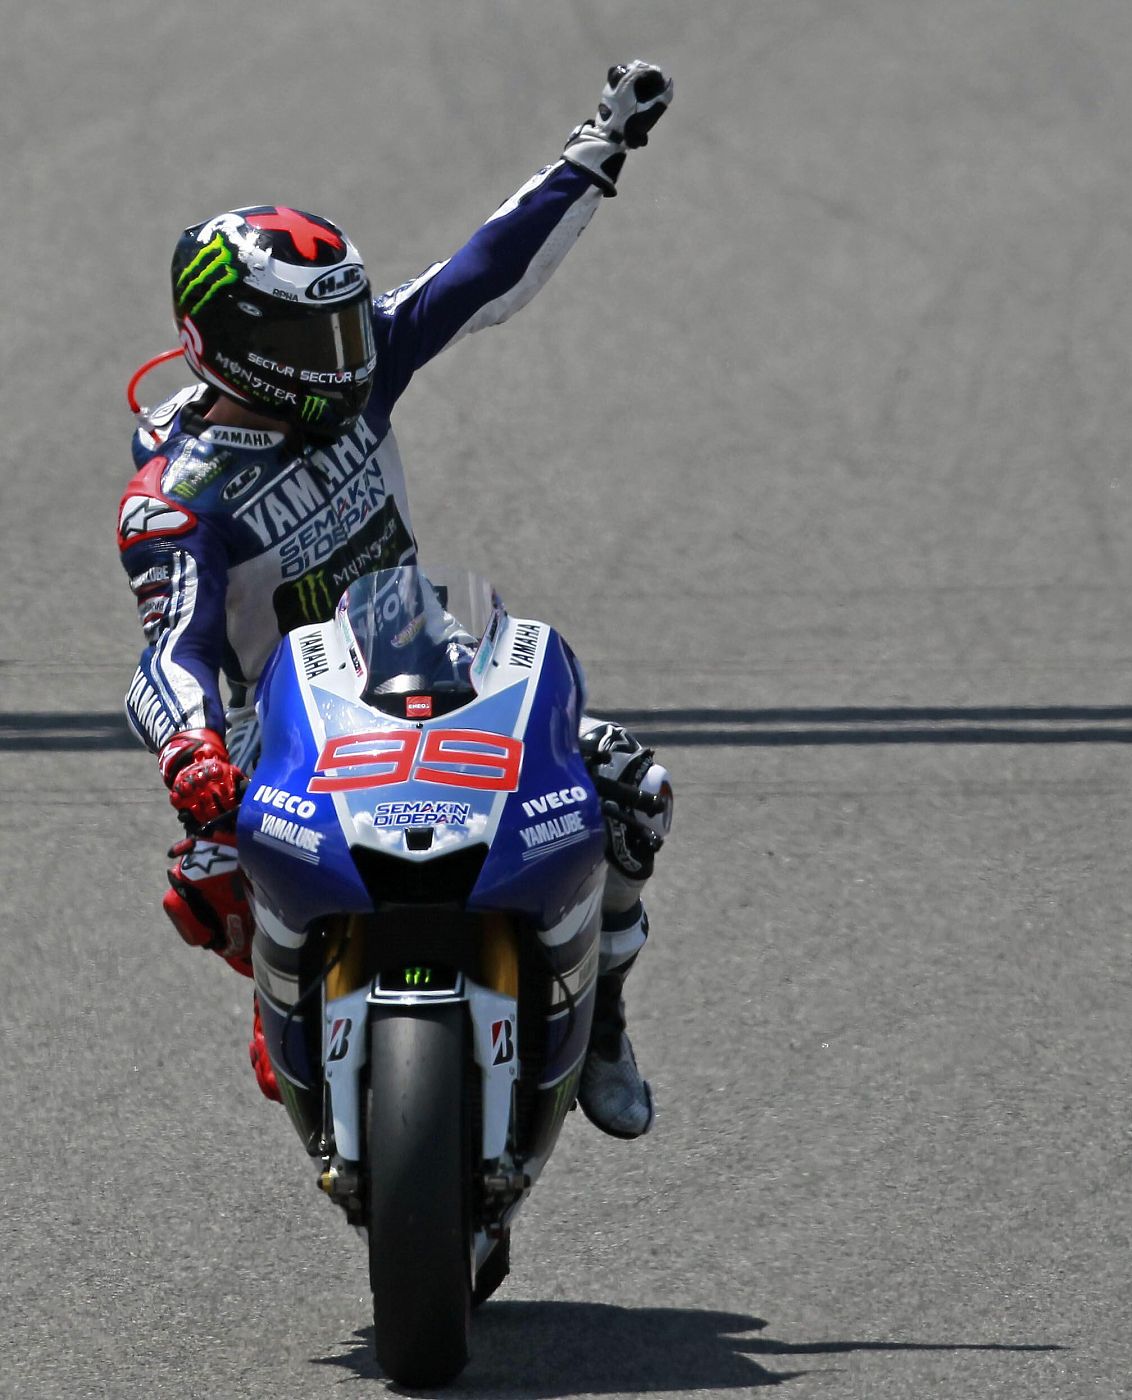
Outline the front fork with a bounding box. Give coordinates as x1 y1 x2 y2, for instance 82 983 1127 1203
318 915 521 1196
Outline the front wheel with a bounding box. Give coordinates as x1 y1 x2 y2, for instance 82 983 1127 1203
367 1003 472 1387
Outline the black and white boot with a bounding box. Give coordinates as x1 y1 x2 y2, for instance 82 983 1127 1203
577 719 673 1140
579 935 655 1139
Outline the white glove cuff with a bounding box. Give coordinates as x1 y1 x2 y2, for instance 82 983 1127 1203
562 125 626 196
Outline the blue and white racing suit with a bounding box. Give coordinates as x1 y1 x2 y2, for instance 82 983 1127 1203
118 158 657 972
118 160 604 769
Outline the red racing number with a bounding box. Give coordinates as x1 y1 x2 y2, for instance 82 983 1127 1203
309 727 523 794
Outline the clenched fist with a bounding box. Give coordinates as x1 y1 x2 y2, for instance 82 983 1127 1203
564 60 674 195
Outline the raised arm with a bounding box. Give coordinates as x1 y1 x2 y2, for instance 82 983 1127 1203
374 61 673 405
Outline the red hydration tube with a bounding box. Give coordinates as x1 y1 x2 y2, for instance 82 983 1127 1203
126 347 185 414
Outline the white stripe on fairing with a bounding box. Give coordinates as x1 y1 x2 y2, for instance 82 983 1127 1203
252 956 300 1007
539 884 603 950
548 940 599 1010
290 625 392 852
482 616 547 836
291 626 365 848
249 894 307 950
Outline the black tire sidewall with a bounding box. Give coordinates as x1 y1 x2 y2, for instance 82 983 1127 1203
367 1003 473 1387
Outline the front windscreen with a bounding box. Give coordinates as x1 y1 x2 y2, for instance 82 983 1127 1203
338 565 497 706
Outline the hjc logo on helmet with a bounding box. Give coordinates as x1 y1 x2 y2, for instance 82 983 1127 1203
307 265 365 302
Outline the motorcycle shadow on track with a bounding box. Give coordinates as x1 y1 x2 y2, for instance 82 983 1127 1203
311 1304 1063 1392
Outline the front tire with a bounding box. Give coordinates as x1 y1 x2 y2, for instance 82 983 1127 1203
367 1004 472 1388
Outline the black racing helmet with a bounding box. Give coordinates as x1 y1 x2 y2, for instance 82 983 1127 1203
171 205 376 440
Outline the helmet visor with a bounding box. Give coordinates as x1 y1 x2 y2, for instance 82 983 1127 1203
255 297 376 385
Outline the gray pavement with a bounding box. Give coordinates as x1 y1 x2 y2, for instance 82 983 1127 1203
3 1 1132 1396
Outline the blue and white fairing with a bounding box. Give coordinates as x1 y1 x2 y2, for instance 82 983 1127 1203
239 566 606 1180
237 566 607 933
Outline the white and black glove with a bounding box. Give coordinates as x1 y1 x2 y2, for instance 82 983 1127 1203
563 60 674 196
580 721 674 882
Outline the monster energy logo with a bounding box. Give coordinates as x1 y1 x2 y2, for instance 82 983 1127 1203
177 234 238 315
301 394 329 422
293 569 334 623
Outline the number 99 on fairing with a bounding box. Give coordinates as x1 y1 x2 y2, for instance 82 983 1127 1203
309 728 524 793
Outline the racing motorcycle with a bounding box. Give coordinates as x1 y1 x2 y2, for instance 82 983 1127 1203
234 564 662 1387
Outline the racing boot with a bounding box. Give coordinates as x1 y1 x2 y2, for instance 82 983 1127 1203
577 720 673 1140
579 932 654 1139
162 834 254 977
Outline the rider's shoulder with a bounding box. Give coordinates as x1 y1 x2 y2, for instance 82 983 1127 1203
158 424 285 512
129 384 207 466
127 387 287 514
119 388 289 552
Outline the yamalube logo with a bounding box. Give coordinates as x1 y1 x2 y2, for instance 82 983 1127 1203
307 264 365 302
256 812 324 861
519 810 588 853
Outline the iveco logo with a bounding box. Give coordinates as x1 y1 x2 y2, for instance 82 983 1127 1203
307 264 364 302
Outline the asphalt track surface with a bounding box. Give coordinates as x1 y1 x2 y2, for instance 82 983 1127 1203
4 2 1132 1396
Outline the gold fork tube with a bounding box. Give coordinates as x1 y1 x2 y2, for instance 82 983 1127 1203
324 915 372 1000
479 913 519 997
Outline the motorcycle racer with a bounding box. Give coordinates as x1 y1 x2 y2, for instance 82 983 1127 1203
118 62 674 1140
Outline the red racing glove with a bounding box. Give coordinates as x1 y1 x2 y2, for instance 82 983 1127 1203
158 728 246 828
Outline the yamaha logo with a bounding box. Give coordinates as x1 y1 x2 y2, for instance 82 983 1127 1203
307 264 365 302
